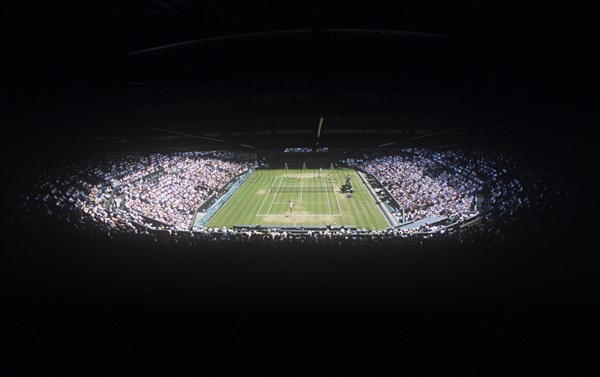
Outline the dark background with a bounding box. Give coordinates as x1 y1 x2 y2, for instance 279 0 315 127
0 1 596 375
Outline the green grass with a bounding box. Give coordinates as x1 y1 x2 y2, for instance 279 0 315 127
205 168 390 229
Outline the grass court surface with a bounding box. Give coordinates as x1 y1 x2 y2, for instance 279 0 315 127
206 168 390 229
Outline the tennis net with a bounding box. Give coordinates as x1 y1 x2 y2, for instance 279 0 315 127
270 185 331 192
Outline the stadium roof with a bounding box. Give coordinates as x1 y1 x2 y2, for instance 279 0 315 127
0 0 593 145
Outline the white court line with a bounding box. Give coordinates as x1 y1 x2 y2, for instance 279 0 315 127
266 175 284 215
323 176 332 215
299 179 303 203
330 173 342 216
255 187 272 216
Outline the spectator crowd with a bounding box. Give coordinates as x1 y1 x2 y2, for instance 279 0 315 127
346 147 570 236
16 147 570 248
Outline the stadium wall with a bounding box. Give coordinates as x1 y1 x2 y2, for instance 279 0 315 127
355 169 398 227
194 169 255 229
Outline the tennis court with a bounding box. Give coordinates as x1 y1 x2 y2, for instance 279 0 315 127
205 168 390 229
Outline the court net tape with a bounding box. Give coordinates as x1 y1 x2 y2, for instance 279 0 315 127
270 185 332 192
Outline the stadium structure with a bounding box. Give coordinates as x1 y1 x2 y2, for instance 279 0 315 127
1 1 589 376
6 1 577 247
